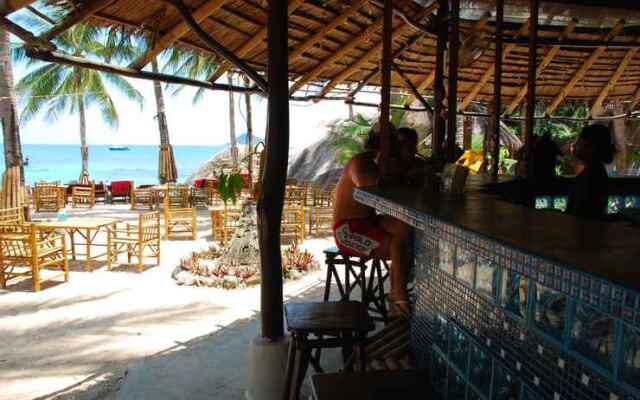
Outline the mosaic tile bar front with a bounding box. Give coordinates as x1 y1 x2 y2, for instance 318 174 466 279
353 188 640 400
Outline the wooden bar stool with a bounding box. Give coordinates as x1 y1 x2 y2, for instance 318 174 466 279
283 301 374 400
323 247 390 322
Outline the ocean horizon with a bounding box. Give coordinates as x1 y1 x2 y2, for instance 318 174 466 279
1 144 226 185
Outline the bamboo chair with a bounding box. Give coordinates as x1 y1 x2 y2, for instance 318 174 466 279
107 212 161 272
210 208 241 245
163 196 197 240
71 184 96 208
281 207 305 244
165 185 191 208
0 207 24 226
309 187 335 236
34 183 63 212
131 188 156 210
0 224 68 292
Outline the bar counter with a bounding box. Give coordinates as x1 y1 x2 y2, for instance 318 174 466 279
354 184 640 400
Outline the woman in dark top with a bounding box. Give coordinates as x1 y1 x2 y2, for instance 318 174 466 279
566 124 615 219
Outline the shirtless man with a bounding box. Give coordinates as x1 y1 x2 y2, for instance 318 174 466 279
333 130 411 315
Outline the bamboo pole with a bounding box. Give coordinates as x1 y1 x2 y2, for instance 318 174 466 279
590 44 640 117
491 0 503 182
524 0 538 172
40 0 115 41
378 0 392 183
258 0 288 341
446 0 460 161
432 0 447 158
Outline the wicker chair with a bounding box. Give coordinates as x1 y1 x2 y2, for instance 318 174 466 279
210 208 241 245
165 185 191 208
34 183 63 212
163 196 197 240
131 188 156 210
107 212 161 272
0 224 68 292
71 184 96 208
309 187 335 236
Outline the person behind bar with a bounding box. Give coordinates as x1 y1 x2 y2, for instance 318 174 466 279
396 127 437 189
566 124 615 219
333 127 412 316
531 131 561 191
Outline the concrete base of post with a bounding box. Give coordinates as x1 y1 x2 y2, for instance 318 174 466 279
246 334 290 400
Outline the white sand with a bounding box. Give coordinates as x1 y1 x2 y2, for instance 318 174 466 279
0 204 333 400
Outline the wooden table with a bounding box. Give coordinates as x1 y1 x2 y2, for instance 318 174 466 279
311 371 431 400
33 217 121 271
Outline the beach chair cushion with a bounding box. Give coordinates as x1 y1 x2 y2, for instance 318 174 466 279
111 181 132 196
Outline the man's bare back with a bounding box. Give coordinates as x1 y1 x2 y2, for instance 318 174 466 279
333 151 379 223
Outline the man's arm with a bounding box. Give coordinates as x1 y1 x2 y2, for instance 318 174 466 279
350 156 380 188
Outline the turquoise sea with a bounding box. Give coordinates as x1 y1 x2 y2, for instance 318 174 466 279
2 144 225 185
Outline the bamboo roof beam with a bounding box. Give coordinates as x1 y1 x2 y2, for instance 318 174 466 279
392 62 432 112
404 14 490 106
208 0 306 83
166 0 267 92
590 43 640 116
288 1 413 95
0 0 36 15
130 0 227 70
545 19 624 115
627 86 640 113
288 0 369 64
26 49 262 94
459 20 530 111
39 0 116 41
504 19 576 115
0 16 55 50
316 4 437 98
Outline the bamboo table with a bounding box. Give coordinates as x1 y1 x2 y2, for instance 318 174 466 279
33 217 121 271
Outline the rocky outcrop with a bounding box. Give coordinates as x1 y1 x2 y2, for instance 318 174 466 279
287 119 343 188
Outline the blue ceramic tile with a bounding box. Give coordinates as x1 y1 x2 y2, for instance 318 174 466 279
621 324 640 390
493 363 521 400
447 368 466 399
433 314 449 352
433 351 448 396
501 271 528 318
469 344 492 398
534 283 567 341
450 326 469 373
571 303 616 370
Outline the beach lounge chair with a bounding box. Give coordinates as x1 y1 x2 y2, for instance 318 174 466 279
34 182 64 212
107 212 161 272
110 180 133 203
131 188 156 210
71 183 96 208
163 196 197 240
281 207 305 244
191 179 217 208
0 224 68 292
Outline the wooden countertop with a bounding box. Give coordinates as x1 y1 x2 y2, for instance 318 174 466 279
356 185 640 292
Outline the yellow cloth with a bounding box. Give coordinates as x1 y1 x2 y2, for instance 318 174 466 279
456 150 485 174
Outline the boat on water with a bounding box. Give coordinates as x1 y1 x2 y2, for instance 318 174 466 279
109 145 130 151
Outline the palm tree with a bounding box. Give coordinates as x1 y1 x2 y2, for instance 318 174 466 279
16 23 143 181
0 28 23 176
151 58 175 183
227 73 238 168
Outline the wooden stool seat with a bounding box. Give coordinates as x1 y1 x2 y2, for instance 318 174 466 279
323 247 390 323
283 301 374 400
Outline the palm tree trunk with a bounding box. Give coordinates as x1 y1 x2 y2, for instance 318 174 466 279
244 77 253 189
0 29 24 180
227 74 238 168
78 95 89 178
152 59 176 183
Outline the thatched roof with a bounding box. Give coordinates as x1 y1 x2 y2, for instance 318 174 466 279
6 0 640 115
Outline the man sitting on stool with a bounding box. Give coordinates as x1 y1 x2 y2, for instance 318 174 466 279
333 127 411 317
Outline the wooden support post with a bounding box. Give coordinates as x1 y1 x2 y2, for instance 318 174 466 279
463 116 472 150
244 76 254 190
166 0 268 92
378 0 392 182
491 0 503 182
446 0 460 162
259 0 287 341
432 0 447 158
524 0 538 173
